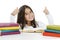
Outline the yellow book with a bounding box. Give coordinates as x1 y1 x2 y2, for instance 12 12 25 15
0 26 20 30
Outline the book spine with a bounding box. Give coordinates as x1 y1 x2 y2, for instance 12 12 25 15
45 30 60 34
43 32 60 37
0 26 19 28
0 27 20 30
47 28 60 31
0 31 20 36
47 25 60 30
1 30 19 32
0 23 19 27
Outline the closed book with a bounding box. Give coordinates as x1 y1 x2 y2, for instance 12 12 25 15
47 25 60 30
43 32 60 37
0 27 20 30
1 30 19 32
45 30 60 34
21 28 44 33
0 31 20 36
0 23 19 27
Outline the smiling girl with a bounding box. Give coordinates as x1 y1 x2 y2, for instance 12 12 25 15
10 5 54 32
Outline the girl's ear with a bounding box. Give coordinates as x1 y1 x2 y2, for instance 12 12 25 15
11 7 19 16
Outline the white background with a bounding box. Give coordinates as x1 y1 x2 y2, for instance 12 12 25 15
0 0 60 25
0 0 60 40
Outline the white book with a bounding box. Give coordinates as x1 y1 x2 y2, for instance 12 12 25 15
20 28 44 33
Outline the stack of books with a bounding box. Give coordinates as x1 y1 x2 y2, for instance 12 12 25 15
43 25 60 37
0 23 20 36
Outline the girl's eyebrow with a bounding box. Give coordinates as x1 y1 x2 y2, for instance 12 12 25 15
25 12 28 14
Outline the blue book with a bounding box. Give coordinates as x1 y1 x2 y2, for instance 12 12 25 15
1 30 19 32
45 29 60 34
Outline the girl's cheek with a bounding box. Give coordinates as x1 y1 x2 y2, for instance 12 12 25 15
25 15 29 20
32 14 35 18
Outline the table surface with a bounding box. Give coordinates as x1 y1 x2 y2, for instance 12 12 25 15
0 33 60 40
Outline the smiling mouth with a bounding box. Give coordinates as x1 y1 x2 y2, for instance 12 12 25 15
29 17 32 19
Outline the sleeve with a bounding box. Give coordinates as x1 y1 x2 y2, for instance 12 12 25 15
46 13 54 25
37 21 46 29
10 15 15 23
37 13 54 29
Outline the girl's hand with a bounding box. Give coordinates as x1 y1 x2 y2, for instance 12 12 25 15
11 7 19 16
43 7 49 15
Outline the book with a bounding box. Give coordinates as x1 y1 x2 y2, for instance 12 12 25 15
45 30 60 34
43 32 60 37
47 25 60 30
1 30 19 32
21 28 44 33
0 23 19 27
0 31 20 36
0 27 20 30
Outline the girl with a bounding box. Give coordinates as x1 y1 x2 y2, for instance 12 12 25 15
10 5 54 33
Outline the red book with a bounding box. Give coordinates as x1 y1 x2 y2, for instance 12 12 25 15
0 31 20 36
43 32 60 37
0 23 19 27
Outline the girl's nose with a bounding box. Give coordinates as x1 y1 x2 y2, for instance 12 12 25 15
29 13 32 16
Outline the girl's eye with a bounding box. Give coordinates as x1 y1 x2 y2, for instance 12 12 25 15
30 11 32 13
30 11 33 14
25 13 28 15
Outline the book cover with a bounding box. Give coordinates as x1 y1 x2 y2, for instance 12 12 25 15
0 23 19 27
47 25 60 30
21 28 44 33
45 30 60 34
1 30 19 32
0 27 20 30
0 31 20 36
43 32 60 37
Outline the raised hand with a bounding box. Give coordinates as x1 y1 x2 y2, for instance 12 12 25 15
11 7 19 16
43 7 49 15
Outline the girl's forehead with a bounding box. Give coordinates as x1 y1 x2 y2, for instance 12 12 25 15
25 8 31 13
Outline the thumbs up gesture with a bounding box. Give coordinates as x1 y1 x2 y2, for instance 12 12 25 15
43 7 49 15
11 7 19 16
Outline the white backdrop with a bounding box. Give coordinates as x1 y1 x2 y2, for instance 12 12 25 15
0 0 60 40
0 0 60 25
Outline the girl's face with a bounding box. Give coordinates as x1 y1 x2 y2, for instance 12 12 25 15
25 8 35 22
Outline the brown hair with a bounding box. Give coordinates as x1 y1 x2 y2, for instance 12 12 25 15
17 5 37 30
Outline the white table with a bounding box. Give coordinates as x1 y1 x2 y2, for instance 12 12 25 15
0 33 60 40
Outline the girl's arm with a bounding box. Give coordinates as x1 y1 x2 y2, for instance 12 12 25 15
36 7 54 33
43 7 54 24
10 7 19 23
46 13 54 24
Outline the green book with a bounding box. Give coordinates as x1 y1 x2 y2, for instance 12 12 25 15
47 25 60 30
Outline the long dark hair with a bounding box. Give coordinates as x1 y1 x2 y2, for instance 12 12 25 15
17 5 37 29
